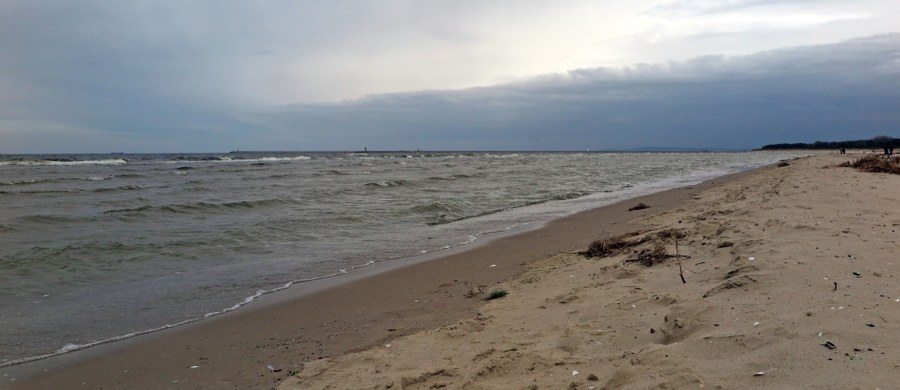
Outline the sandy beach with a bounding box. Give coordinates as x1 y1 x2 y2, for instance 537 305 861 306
7 152 899 389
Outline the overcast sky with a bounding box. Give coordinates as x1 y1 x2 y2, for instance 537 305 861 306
1 0 899 153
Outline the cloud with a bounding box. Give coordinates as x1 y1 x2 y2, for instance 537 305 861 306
0 1 898 152
256 34 900 150
648 0 839 15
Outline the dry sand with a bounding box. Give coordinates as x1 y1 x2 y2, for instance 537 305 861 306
280 153 900 389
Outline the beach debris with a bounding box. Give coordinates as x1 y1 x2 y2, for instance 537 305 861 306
839 154 900 174
753 322 760 326
628 202 650 211
833 282 838 291
587 374 599 381
489 264 496 267
748 257 755 261
718 241 734 248
581 233 637 258
673 234 687 284
267 364 282 372
190 365 200 369
823 341 836 350
753 371 766 377
866 323 876 328
853 272 861 277
572 370 580 376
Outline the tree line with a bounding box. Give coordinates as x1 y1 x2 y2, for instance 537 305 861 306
759 136 898 150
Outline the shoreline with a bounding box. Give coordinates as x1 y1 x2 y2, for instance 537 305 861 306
0 151 807 368
1 158 758 389
0 155 782 370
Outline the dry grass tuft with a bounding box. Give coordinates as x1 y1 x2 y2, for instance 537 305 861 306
463 281 485 298
583 228 690 282
583 229 683 261
581 234 635 258
839 154 900 174
633 241 670 266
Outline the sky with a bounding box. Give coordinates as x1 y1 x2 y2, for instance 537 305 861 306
1 0 899 153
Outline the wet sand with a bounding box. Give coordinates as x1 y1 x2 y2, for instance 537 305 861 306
3 161 719 389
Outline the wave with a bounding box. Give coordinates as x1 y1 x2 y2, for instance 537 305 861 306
172 156 223 161
320 169 371 176
550 191 590 200
0 185 150 196
168 155 311 163
92 185 150 193
412 200 471 215
426 176 455 181
102 198 290 216
424 172 485 181
411 199 492 226
484 153 521 159
0 159 127 166
258 156 311 162
15 214 94 224
2 189 82 195
425 208 505 226
363 180 412 188
417 191 591 226
0 176 111 186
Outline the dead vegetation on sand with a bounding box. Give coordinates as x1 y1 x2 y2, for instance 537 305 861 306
839 154 900 174
582 228 689 282
582 229 685 266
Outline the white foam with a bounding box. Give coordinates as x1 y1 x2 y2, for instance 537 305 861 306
0 159 127 166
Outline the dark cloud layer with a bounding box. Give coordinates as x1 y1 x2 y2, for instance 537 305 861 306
1 10 898 153
257 34 900 151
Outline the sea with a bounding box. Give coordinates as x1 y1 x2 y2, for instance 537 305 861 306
0 150 811 366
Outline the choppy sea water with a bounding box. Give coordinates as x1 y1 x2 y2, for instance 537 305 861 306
0 151 810 365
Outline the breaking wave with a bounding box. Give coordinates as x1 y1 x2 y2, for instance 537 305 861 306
0 159 127 166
